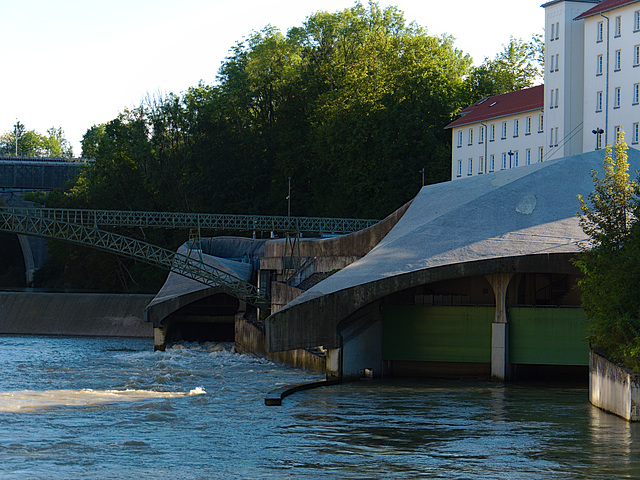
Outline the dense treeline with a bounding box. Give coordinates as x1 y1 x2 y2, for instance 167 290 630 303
30 2 541 291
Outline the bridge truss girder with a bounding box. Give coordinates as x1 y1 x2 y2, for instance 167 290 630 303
0 210 270 310
0 207 378 235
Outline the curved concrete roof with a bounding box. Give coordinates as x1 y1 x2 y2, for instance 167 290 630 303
267 148 640 351
145 238 266 327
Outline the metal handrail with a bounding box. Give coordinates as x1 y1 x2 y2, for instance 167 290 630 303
0 207 379 234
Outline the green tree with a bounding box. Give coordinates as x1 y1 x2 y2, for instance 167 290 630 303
463 35 543 103
575 133 640 370
81 124 106 159
43 127 74 158
0 121 73 158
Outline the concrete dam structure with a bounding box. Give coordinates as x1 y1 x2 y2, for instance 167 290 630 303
266 148 640 381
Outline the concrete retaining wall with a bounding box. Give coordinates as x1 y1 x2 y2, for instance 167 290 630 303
261 201 411 267
271 282 304 314
590 348 640 421
234 314 325 373
0 292 154 338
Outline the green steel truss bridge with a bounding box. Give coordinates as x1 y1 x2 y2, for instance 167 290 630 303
0 207 378 234
0 207 379 309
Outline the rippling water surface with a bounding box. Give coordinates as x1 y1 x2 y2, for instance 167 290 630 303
0 335 638 479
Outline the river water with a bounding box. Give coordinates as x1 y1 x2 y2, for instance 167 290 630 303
0 335 638 479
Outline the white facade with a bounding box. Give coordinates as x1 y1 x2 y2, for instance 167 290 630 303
450 110 546 180
582 2 640 150
448 0 640 180
544 0 595 160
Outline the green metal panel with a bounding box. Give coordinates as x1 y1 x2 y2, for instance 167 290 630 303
382 306 494 363
509 307 588 366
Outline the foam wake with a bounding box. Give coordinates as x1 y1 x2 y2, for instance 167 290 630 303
0 387 206 413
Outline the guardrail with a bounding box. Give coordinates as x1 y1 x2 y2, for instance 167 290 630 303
0 207 379 235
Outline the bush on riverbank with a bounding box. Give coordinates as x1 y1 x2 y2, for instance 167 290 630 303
575 134 640 372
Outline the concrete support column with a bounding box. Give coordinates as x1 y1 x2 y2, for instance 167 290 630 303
491 323 509 380
485 273 514 381
154 326 167 351
326 348 342 381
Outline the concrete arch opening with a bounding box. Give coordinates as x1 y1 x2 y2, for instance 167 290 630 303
0 232 27 287
162 293 241 344
335 268 588 382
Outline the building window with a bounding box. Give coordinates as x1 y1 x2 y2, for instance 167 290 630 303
615 50 621 71
614 87 621 108
597 54 603 75
501 152 507 170
479 155 485 174
555 54 559 72
632 123 639 144
634 83 639 105
468 128 473 145
514 119 519 137
549 128 554 148
615 16 621 37
490 154 495 172
550 55 555 72
635 11 640 32
596 132 602 150
538 114 544 133
597 21 604 42
555 127 559 147
526 148 531 165
490 124 495 142
538 146 544 162
468 158 473 176
550 89 554 109
457 130 463 147
555 22 560 40
525 116 531 135
554 88 559 108
479 126 484 144
634 45 640 66
514 150 519 168
596 91 603 112
615 126 622 143
550 22 555 41
457 160 462 177
501 122 507 139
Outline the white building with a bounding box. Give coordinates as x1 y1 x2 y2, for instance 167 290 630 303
447 0 640 180
578 0 640 150
446 86 546 180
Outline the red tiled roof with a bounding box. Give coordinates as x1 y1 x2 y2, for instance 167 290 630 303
575 0 640 19
445 85 544 129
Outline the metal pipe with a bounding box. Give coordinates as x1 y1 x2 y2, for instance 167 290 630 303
480 122 488 172
601 13 610 146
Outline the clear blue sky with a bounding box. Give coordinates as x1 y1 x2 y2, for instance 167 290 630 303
0 0 544 156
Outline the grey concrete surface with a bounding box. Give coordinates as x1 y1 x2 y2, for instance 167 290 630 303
266 148 640 352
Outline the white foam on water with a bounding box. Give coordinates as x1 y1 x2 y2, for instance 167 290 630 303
0 387 206 413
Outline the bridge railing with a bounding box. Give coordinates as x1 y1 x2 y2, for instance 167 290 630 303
0 207 379 235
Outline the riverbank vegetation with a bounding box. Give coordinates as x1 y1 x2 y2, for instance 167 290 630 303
6 2 543 292
576 134 640 372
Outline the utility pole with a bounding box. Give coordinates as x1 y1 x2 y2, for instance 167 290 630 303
287 176 291 217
